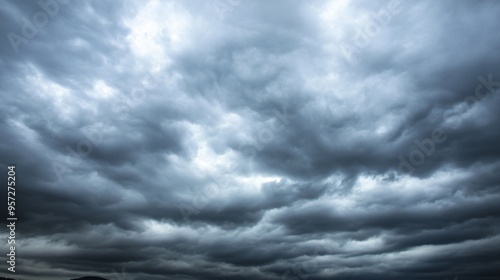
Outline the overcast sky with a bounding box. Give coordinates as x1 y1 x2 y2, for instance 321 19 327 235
1 0 500 279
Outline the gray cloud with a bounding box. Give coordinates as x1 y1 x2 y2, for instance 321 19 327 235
1 0 500 279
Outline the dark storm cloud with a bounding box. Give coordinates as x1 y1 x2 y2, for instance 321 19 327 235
1 0 500 279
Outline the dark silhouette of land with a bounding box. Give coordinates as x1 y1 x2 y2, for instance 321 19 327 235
71 277 109 280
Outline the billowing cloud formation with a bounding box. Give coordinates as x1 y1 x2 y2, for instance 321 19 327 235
1 0 500 279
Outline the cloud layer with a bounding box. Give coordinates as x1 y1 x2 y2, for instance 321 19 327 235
1 0 500 279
